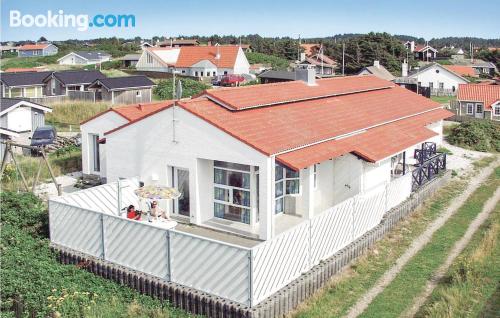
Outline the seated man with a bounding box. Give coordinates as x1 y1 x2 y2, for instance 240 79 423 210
150 201 169 220
126 205 141 221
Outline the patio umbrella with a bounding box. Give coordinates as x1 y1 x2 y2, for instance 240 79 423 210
134 185 181 200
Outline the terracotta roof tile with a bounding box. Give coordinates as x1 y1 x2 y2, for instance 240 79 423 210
18 44 50 50
444 65 477 77
81 100 173 125
204 75 394 110
147 46 240 68
457 84 500 109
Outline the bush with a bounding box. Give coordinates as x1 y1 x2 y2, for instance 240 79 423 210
100 59 122 70
447 121 500 152
154 78 210 100
246 52 290 70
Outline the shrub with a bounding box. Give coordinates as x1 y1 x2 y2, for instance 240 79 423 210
154 78 210 100
246 52 290 70
447 121 500 152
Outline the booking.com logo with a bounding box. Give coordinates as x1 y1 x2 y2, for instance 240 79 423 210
9 10 135 32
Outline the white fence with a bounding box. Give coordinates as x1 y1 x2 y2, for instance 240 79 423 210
50 173 413 307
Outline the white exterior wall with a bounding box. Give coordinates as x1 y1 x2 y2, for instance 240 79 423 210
362 159 391 193
7 107 32 132
58 54 88 65
136 50 172 72
233 47 251 75
426 120 444 146
104 106 273 238
80 111 129 178
411 65 468 90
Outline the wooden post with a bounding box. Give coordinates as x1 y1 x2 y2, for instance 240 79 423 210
9 146 30 192
41 148 61 196
32 162 43 192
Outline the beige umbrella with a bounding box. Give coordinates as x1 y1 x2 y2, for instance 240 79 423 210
134 185 181 200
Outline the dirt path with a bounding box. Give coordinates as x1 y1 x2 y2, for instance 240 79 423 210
402 186 500 318
344 160 499 318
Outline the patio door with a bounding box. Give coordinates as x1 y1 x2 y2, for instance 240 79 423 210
172 167 190 216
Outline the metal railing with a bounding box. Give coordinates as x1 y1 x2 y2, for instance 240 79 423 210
412 152 447 191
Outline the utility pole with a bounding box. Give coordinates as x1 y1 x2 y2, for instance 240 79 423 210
342 42 345 76
297 34 301 62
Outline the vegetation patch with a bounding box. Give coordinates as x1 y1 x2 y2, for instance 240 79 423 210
154 78 210 100
358 166 500 318
430 95 456 104
0 192 193 318
246 52 290 70
447 121 500 152
45 101 111 131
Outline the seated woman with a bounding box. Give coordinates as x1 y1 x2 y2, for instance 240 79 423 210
126 205 141 221
150 201 169 221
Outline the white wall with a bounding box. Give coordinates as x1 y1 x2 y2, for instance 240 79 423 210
80 111 129 178
426 120 444 146
7 107 31 132
104 106 271 231
233 48 251 75
411 64 468 90
58 54 87 65
362 159 391 193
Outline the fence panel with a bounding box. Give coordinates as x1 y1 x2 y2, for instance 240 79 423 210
310 198 354 265
252 221 310 305
169 230 251 306
49 201 103 257
68 91 96 102
353 188 386 239
387 173 412 210
103 216 170 279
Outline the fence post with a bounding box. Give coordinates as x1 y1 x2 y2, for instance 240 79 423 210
166 230 172 281
351 197 356 241
248 248 253 307
100 214 106 259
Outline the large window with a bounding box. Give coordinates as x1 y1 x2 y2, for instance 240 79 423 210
494 105 500 116
90 134 100 172
213 161 251 224
476 104 483 113
466 103 474 115
274 163 300 214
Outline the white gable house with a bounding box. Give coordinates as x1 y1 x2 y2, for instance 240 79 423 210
408 63 469 96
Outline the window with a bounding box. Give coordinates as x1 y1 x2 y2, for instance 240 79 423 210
439 82 444 89
10 88 23 97
90 134 100 172
213 71 216 76
136 90 142 98
201 71 204 77
429 82 434 89
476 104 483 113
195 71 199 77
51 79 56 95
224 71 228 75
213 161 251 224
466 103 474 115
313 164 318 189
274 163 300 214
494 105 500 116
181 70 186 74
146 53 153 64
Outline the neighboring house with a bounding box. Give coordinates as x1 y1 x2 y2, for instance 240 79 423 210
456 84 500 120
407 63 469 95
140 42 153 49
258 70 296 84
358 60 395 81
0 98 52 155
403 40 415 52
17 43 58 57
443 65 478 78
300 43 320 56
0 71 52 98
43 70 106 96
81 70 451 240
301 54 336 76
414 44 438 61
88 76 155 105
249 63 271 74
1 45 18 54
239 44 252 53
470 60 497 76
137 45 251 77
122 54 141 68
4 68 42 73
158 39 200 47
57 51 111 65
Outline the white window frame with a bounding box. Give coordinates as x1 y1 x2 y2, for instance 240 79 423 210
90 134 100 173
466 103 474 115
274 164 300 214
213 163 252 224
313 164 318 189
494 104 500 116
146 53 153 64
476 103 483 114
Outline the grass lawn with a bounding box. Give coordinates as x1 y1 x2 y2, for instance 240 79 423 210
416 201 500 317
45 101 111 132
0 192 195 318
101 69 130 77
431 95 456 104
358 165 500 318
292 176 469 317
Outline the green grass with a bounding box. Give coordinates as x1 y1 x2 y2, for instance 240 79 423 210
293 177 469 317
0 192 195 318
416 201 500 317
431 95 456 104
101 69 129 78
246 52 291 70
358 166 500 318
45 101 111 131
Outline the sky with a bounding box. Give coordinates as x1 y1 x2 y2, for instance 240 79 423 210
1 0 499 41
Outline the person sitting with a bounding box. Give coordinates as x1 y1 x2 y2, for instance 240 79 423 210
126 205 141 221
150 201 169 220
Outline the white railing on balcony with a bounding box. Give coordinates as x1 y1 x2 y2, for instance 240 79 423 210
49 173 413 307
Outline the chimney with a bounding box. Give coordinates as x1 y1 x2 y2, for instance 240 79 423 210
401 59 408 77
295 64 316 86
373 60 380 68
410 41 415 52
299 52 306 62
208 40 212 46
137 104 144 111
215 43 220 60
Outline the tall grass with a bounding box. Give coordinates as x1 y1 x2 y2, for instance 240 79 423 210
45 101 111 129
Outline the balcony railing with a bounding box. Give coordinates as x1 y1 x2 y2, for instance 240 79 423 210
412 152 447 191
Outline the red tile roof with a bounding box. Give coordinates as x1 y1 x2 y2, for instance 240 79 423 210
276 109 450 170
457 84 500 109
18 44 50 50
80 101 173 125
444 65 477 77
178 80 449 156
147 46 241 68
300 44 320 56
204 76 394 110
4 68 40 73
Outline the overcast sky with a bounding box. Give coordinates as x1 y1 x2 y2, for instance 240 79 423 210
1 0 499 41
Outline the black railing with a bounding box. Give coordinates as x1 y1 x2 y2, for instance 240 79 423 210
414 142 437 164
412 152 447 191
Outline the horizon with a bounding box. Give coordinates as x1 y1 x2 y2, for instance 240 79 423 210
1 0 499 42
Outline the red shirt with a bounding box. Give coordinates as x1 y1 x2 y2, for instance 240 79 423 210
127 210 140 220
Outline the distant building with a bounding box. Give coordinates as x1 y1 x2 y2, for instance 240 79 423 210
137 45 250 77
43 70 106 96
407 63 469 95
0 71 52 98
358 61 395 81
301 54 336 76
17 43 58 57
57 51 111 65
414 44 438 61
258 70 297 84
121 54 141 68
88 76 155 105
403 40 416 52
300 43 320 56
1 45 18 54
158 39 200 47
456 84 500 121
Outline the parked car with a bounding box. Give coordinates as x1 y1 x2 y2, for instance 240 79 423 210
30 125 57 147
220 74 245 87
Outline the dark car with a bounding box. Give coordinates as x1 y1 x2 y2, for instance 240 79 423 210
30 125 57 147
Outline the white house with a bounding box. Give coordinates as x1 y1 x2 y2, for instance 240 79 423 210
81 70 451 240
57 51 111 65
408 63 469 95
136 45 250 77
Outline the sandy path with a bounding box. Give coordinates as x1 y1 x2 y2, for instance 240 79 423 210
344 159 498 318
